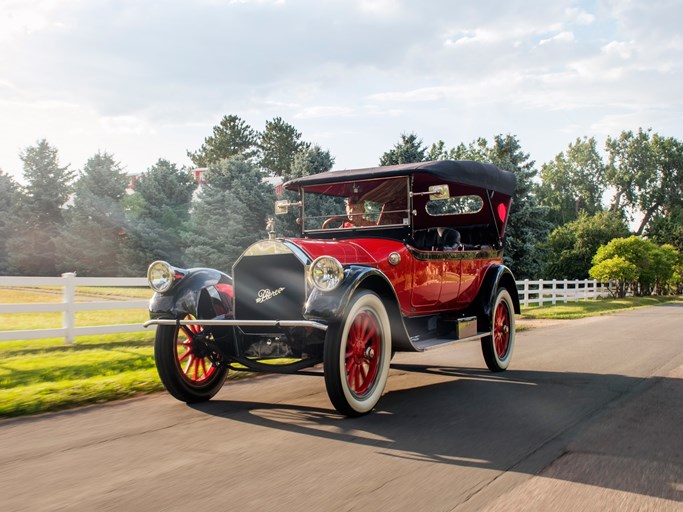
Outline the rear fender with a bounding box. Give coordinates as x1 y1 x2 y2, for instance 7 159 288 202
473 265 520 331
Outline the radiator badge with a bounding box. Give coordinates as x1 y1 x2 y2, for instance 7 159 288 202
256 287 285 303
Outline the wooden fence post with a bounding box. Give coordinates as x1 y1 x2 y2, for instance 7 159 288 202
62 272 76 344
523 279 529 307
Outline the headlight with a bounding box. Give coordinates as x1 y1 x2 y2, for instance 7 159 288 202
309 256 344 291
147 261 176 293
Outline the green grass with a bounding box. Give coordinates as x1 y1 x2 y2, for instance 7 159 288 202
521 295 683 320
0 287 160 417
0 334 160 418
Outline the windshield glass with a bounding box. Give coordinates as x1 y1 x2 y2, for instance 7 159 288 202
302 177 409 232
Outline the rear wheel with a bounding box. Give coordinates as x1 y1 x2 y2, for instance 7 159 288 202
481 288 515 372
154 315 228 402
323 291 391 416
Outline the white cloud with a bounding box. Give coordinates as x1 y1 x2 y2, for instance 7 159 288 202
99 116 156 136
0 0 81 42
0 0 682 179
353 0 405 18
539 31 575 45
564 7 595 25
601 40 636 60
444 30 500 47
294 106 356 119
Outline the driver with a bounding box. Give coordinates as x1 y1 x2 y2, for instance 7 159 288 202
344 196 374 227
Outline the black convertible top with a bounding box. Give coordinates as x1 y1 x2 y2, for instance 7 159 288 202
284 160 516 196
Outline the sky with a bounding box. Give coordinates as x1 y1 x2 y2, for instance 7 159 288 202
1 0 682 182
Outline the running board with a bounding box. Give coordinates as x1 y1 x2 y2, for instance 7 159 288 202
412 331 490 352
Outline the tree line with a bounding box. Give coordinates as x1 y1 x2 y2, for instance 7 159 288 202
0 115 681 291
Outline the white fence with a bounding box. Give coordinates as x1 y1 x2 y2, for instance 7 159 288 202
516 279 608 307
0 273 149 344
0 275 607 344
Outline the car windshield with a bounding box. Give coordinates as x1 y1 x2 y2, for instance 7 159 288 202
301 177 409 232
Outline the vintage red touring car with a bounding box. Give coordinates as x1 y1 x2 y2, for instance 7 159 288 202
144 160 520 416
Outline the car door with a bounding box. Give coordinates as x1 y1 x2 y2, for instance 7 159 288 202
410 255 443 308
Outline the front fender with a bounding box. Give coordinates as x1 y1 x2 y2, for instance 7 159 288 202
304 266 390 322
149 268 233 320
304 265 413 351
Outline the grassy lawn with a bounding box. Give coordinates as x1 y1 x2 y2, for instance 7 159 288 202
520 295 683 320
1 287 681 418
1 287 160 417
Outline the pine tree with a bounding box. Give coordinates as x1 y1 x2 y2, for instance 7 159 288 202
121 160 196 275
56 152 129 275
486 135 552 279
187 115 259 167
449 135 551 279
0 171 21 274
6 140 74 275
259 117 309 176
379 133 427 165
278 145 336 236
184 157 274 270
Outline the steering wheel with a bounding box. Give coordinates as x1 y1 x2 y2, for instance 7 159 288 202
322 216 348 229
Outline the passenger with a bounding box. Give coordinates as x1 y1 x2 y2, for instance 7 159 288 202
344 196 374 227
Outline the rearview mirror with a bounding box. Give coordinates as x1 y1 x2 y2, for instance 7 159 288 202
274 200 301 215
428 184 450 200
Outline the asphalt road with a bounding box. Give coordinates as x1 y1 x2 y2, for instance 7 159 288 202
1 304 682 512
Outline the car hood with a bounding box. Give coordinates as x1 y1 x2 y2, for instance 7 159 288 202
286 238 404 266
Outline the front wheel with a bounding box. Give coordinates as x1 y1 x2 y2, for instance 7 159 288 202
154 315 228 403
323 290 392 417
481 288 515 372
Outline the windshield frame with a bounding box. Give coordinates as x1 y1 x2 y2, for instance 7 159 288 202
301 176 411 234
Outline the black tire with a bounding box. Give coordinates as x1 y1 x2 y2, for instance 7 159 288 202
323 290 392 417
154 318 228 403
481 288 515 372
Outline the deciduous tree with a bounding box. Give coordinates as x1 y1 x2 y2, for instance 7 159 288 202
589 256 639 298
539 137 606 226
605 129 683 235
591 236 660 295
544 211 630 279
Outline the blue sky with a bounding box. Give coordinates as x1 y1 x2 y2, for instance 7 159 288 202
1 0 681 181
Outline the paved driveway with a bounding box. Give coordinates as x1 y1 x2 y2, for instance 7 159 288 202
1 304 681 511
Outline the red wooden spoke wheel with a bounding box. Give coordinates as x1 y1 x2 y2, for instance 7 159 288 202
154 315 228 403
481 288 515 372
493 299 511 359
345 311 381 397
324 291 392 417
175 319 218 384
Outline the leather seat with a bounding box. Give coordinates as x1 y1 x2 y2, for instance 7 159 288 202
437 228 461 251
